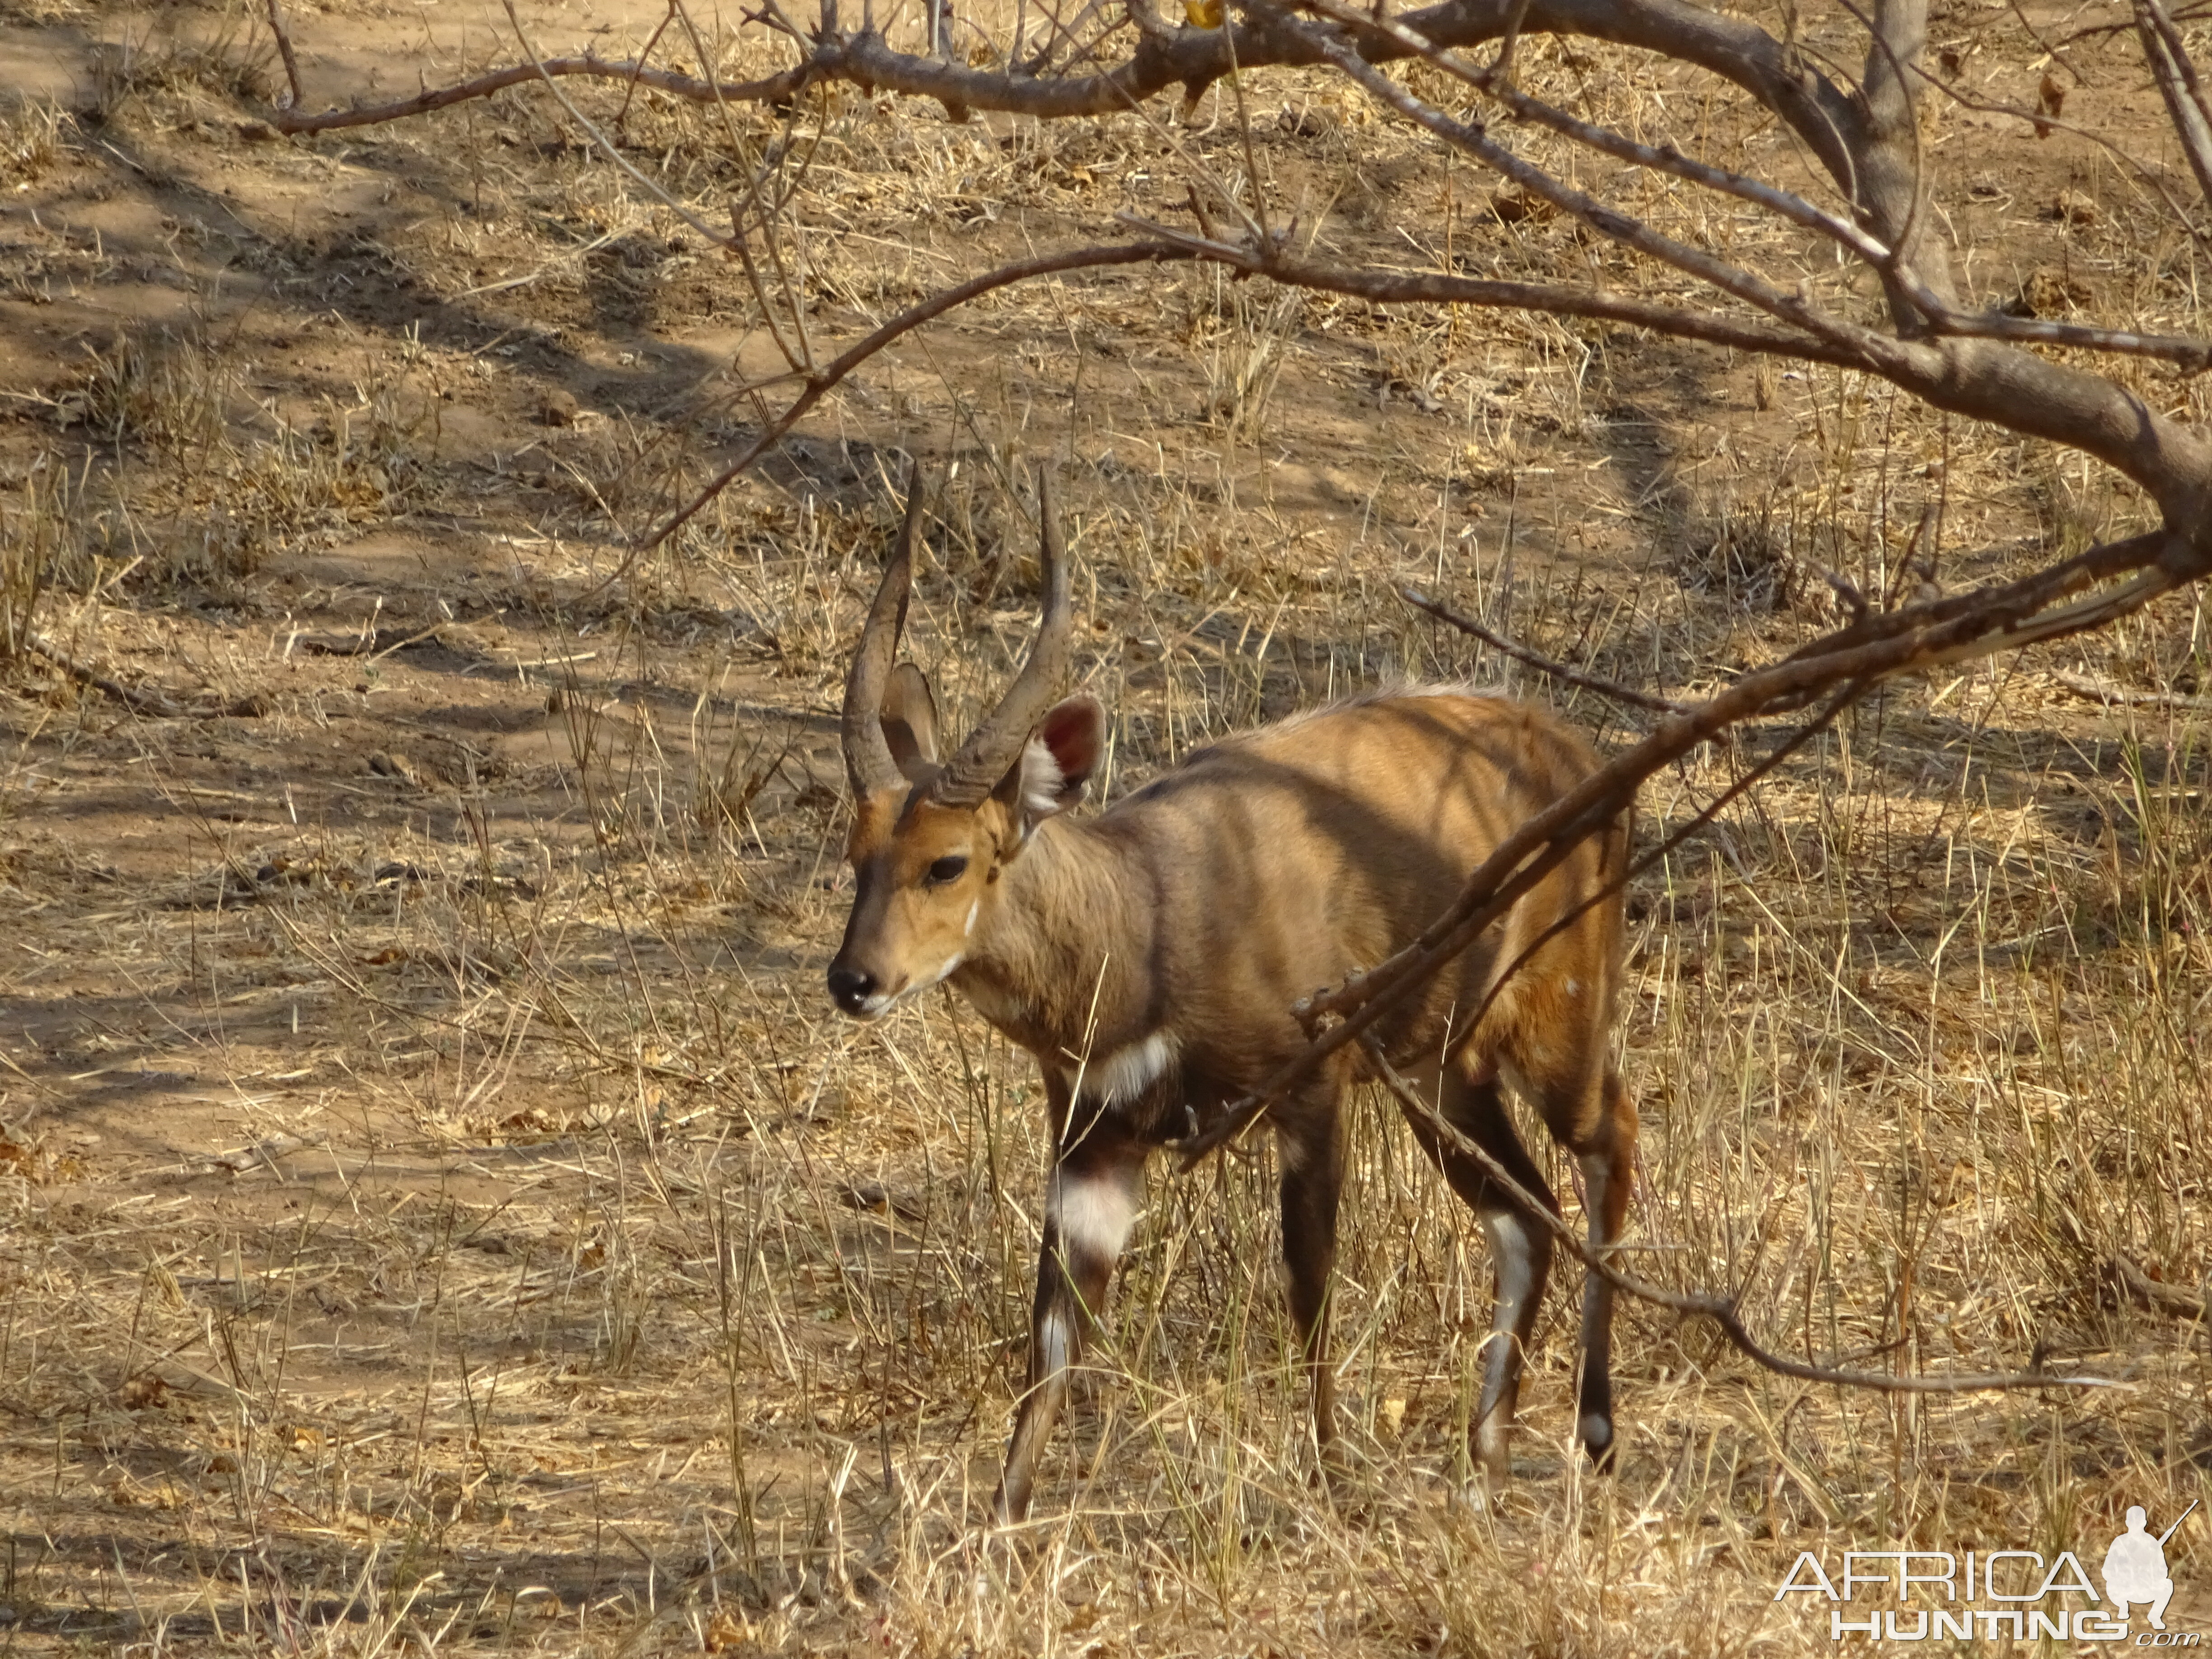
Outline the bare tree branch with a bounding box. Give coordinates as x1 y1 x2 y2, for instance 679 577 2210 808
1401 585 1689 713
248 0 1874 196
1116 216 1880 366
629 242 1195 570
2137 0 2212 214
235 0 2212 511
1366 1042 2119 1393
1276 5 1892 363
1915 65 2212 252
264 0 305 110
1171 526 2198 1162
1290 0 2212 367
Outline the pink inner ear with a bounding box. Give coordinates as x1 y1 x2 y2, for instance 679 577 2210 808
1038 698 1102 784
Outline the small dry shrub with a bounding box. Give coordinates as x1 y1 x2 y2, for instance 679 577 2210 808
84 28 272 124
0 99 66 183
58 327 232 456
0 459 94 661
1675 500 1798 614
51 328 439 582
1201 284 1304 441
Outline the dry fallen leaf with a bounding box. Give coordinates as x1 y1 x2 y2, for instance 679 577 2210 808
2035 70 2066 137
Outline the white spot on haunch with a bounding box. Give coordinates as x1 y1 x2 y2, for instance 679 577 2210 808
1050 1169 1138 1261
1565 978 1581 998
1071 1031 1177 1106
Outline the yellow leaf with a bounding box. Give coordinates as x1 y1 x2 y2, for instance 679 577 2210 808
1185 0 1225 27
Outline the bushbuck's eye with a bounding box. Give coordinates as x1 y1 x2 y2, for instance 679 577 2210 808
925 855 969 886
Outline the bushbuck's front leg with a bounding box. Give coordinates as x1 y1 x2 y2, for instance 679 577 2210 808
995 1112 1146 1523
1276 1105 1347 1468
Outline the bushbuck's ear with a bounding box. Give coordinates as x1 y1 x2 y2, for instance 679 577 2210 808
997 694 1104 833
881 663 940 779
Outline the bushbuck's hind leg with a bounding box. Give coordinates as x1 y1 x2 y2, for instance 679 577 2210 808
995 1128 1146 1523
1558 1066 1635 1469
1397 1066 1561 1482
1512 1031 1637 1472
1274 1097 1347 1470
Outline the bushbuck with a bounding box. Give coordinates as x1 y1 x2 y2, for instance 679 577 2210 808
827 467 1637 1521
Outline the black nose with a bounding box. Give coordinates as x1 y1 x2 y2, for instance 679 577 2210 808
827 965 876 1014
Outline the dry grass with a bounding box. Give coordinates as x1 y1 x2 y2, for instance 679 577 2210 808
0 0 2205 1653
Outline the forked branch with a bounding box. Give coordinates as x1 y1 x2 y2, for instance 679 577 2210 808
1367 1043 2117 1393
1172 526 2201 1162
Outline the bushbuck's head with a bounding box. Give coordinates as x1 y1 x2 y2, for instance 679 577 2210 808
826 466 1103 1020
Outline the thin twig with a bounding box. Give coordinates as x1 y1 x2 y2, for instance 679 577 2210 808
2137 0 2212 218
504 1 739 253
1177 678 1863 1164
1366 1043 2118 1394
1916 65 2212 251
1421 682 1867 1075
1293 0 2212 368
22 635 268 720
626 242 1194 577
2053 669 2212 714
264 0 305 110
1275 0 1893 363
615 2 685 129
1115 215 1877 367
253 53 808 137
1401 585 1687 713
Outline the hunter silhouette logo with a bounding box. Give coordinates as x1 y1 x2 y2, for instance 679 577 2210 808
1773 1496 2199 1642
2106 1502 2196 1632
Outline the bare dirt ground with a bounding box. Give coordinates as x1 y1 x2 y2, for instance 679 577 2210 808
0 0 2206 1651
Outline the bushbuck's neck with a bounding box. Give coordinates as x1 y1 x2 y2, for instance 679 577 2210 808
950 817 1156 1061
